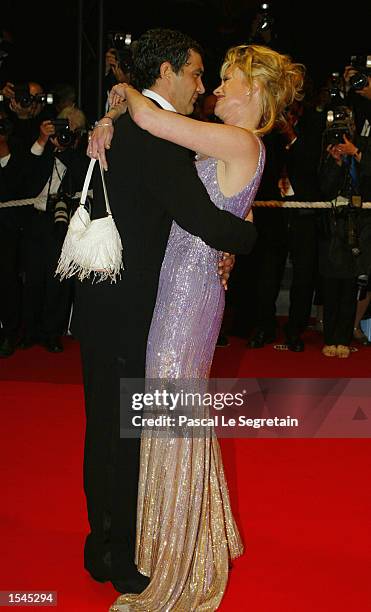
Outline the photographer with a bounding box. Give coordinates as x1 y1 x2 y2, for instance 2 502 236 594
248 83 325 352
105 48 130 89
103 34 133 112
0 105 31 357
343 59 371 342
317 74 371 357
19 106 89 353
1 80 55 148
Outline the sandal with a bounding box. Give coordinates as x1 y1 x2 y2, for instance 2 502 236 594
336 345 350 358
322 344 337 357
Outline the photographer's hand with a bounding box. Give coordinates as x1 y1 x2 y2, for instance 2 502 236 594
9 97 23 115
1 81 15 99
112 64 126 84
334 135 362 161
37 120 56 147
343 65 357 87
105 48 127 83
105 48 118 75
327 144 344 166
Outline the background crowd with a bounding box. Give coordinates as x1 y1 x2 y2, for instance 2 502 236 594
1 7 371 360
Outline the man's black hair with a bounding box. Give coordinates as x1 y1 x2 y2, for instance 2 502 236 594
132 28 204 91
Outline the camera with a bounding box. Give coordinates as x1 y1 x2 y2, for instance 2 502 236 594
47 192 71 232
108 31 133 73
349 55 371 91
54 198 70 226
51 118 76 147
326 72 345 104
14 83 53 108
324 105 355 146
14 84 33 108
248 2 276 43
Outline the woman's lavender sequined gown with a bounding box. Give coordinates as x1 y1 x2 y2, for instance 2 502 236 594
111 144 265 612
146 145 264 379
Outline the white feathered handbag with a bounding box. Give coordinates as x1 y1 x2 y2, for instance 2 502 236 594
56 157 123 283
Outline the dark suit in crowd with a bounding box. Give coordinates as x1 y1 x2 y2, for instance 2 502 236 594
247 106 325 350
21 141 89 346
0 135 30 348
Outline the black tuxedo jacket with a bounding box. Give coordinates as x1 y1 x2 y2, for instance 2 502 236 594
285 108 326 202
73 113 257 376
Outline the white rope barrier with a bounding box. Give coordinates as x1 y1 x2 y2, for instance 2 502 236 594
0 196 47 209
253 200 371 208
0 191 92 209
1 196 371 210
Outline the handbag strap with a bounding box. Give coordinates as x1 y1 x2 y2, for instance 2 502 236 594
80 157 112 216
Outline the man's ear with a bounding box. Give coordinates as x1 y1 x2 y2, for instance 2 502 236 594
159 61 174 81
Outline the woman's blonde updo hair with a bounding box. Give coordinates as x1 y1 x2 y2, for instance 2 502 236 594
220 44 305 136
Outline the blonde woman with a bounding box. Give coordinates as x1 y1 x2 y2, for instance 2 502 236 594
90 43 304 611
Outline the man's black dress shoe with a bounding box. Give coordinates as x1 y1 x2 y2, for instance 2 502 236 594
42 336 64 353
248 329 275 349
86 568 109 583
0 337 16 358
111 573 150 594
18 335 37 349
285 332 304 352
85 548 150 594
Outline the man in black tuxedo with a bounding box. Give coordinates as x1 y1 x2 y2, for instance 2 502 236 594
72 28 257 594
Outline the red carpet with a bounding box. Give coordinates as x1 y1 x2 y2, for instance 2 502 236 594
1 330 371 611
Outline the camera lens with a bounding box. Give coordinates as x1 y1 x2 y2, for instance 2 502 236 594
54 200 69 225
19 95 33 108
349 72 368 90
57 129 72 146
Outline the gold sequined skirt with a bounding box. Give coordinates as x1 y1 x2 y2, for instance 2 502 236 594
110 424 243 611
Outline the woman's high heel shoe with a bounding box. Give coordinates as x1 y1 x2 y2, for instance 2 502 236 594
336 345 350 358
322 345 337 357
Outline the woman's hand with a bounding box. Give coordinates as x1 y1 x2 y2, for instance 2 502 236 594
87 119 114 170
108 83 130 108
87 86 129 169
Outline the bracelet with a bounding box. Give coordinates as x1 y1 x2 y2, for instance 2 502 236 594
96 122 113 127
102 115 113 122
